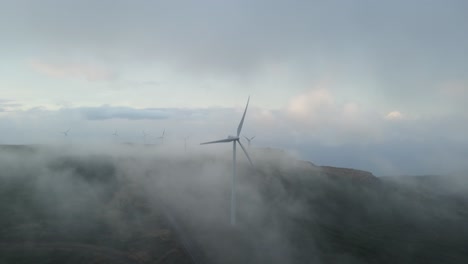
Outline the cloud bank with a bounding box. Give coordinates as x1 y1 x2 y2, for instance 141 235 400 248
1 89 467 176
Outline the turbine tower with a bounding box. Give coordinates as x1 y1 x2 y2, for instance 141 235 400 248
201 96 253 225
243 135 256 147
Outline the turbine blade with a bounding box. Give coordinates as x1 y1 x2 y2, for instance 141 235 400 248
243 136 249 141
200 138 235 145
237 96 250 137
251 136 255 140
238 140 253 166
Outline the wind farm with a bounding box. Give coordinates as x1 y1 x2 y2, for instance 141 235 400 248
0 96 460 263
1 96 461 264
1 135 468 264
1 94 467 264
2 1 468 263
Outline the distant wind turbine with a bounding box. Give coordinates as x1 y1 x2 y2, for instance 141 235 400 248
142 130 149 144
62 128 70 137
158 129 165 145
112 130 118 137
184 136 189 152
243 135 256 147
201 96 253 225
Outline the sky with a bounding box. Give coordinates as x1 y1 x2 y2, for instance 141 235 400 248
0 0 467 176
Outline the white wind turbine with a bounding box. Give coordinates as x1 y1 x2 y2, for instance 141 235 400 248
200 97 253 225
243 135 256 147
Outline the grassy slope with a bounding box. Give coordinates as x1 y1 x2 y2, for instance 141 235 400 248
0 146 191 264
0 145 467 264
167 148 468 264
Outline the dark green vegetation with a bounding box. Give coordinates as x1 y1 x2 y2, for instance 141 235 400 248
0 145 467 264
0 146 191 264
158 149 468 264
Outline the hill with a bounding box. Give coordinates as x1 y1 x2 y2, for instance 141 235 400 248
0 145 467 263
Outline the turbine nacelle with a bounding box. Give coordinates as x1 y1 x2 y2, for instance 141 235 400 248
228 135 239 140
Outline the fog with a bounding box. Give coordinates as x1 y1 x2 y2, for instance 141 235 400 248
0 144 467 263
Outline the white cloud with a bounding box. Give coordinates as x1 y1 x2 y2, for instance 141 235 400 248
1 101 468 175
77 106 220 121
385 111 404 120
0 99 22 112
282 87 384 144
287 88 334 121
29 59 118 82
342 102 359 117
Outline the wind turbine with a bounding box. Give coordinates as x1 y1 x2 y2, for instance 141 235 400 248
111 130 119 143
142 130 149 144
200 96 253 225
243 135 256 147
158 129 165 145
62 128 70 137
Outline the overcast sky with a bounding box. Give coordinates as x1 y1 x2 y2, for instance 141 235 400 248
1 0 467 175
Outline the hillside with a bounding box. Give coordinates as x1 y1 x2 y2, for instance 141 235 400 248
0 145 467 263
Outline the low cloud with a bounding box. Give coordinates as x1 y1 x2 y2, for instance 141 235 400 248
1 98 468 176
287 88 334 121
0 99 22 112
282 87 383 144
115 80 161 89
385 111 404 120
77 105 230 121
29 59 118 82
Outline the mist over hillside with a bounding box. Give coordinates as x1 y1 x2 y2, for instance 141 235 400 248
0 144 467 264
